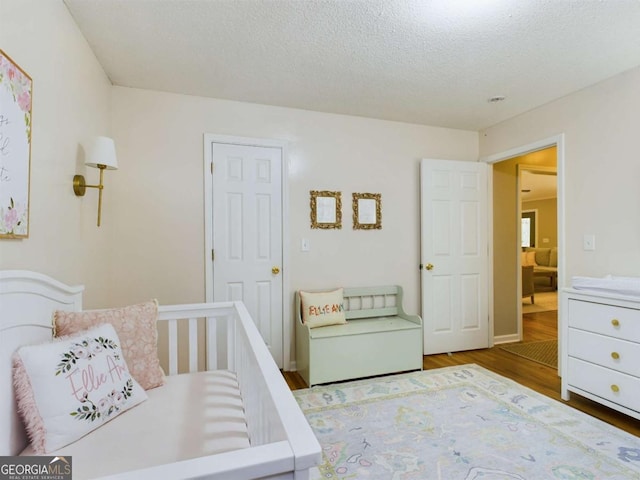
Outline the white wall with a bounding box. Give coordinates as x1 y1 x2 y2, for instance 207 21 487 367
2 0 479 365
481 65 640 283
0 0 113 307
7 0 640 351
109 87 478 354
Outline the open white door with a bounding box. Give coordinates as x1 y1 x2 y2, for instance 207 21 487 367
421 159 489 355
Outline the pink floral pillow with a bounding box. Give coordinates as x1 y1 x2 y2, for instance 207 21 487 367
53 300 164 390
13 323 147 453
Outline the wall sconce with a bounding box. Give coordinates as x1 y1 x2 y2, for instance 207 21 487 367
73 136 118 226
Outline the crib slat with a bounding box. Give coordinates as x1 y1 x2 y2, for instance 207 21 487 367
206 317 217 370
168 320 178 376
188 317 198 373
227 315 236 371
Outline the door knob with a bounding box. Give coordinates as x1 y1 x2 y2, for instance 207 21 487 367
272 266 280 275
425 263 434 271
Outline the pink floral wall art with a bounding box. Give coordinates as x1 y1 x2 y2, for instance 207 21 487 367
0 49 32 238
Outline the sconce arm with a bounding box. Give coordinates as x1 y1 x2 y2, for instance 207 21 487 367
73 164 108 226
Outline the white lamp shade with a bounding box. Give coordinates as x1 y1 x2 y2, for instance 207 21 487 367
85 136 118 170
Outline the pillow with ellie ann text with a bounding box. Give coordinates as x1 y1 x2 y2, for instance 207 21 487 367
299 288 347 328
13 323 148 453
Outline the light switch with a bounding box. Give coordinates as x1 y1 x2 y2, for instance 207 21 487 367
583 234 595 251
542 238 549 244
301 238 310 252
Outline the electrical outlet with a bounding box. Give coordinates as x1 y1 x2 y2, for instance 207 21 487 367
301 238 310 252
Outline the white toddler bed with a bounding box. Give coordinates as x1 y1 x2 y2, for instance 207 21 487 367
0 270 321 479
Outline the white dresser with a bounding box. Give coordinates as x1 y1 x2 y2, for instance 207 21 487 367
562 288 640 420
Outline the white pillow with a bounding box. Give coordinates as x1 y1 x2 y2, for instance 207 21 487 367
13 323 148 453
299 288 347 328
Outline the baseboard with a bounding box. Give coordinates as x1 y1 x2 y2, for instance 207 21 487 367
493 334 521 345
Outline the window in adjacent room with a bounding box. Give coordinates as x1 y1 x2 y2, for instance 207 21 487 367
521 210 536 247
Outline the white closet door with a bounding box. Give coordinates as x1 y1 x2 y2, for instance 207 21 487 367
212 143 283 367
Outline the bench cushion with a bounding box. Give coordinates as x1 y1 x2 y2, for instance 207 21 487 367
309 316 420 339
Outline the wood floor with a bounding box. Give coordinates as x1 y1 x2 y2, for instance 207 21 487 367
284 309 640 437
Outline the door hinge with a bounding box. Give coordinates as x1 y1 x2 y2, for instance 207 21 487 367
210 162 214 174
212 249 215 261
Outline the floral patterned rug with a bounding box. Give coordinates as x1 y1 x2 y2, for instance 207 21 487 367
294 365 640 480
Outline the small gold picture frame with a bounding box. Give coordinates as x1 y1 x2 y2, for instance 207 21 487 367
352 193 381 230
310 190 342 229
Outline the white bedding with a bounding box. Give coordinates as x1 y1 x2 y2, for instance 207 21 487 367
571 275 640 297
21 370 250 480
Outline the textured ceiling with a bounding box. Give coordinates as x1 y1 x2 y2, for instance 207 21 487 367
63 0 640 131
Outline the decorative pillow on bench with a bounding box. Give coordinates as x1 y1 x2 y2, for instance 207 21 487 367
13 323 148 453
53 300 164 390
299 288 347 328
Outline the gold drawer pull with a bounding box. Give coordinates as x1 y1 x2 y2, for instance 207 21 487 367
611 319 620 327
611 352 620 360
611 384 620 393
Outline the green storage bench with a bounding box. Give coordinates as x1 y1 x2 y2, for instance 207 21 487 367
295 285 423 387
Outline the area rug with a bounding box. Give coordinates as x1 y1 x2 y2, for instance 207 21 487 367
500 339 558 368
522 291 558 314
294 365 640 480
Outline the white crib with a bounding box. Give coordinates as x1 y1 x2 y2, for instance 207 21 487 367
0 270 320 479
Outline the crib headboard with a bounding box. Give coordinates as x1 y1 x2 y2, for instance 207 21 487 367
0 270 84 455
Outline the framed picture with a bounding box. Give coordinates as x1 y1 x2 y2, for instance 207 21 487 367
0 50 32 238
353 192 381 230
310 190 342 229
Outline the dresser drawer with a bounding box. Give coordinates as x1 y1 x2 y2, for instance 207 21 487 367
567 299 640 342
567 328 640 377
566 357 640 414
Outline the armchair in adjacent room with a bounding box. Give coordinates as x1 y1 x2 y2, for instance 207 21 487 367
522 265 535 304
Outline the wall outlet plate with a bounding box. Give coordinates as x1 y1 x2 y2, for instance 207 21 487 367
583 234 595 251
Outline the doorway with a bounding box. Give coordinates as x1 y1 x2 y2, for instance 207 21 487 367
485 136 564 353
519 166 558 326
